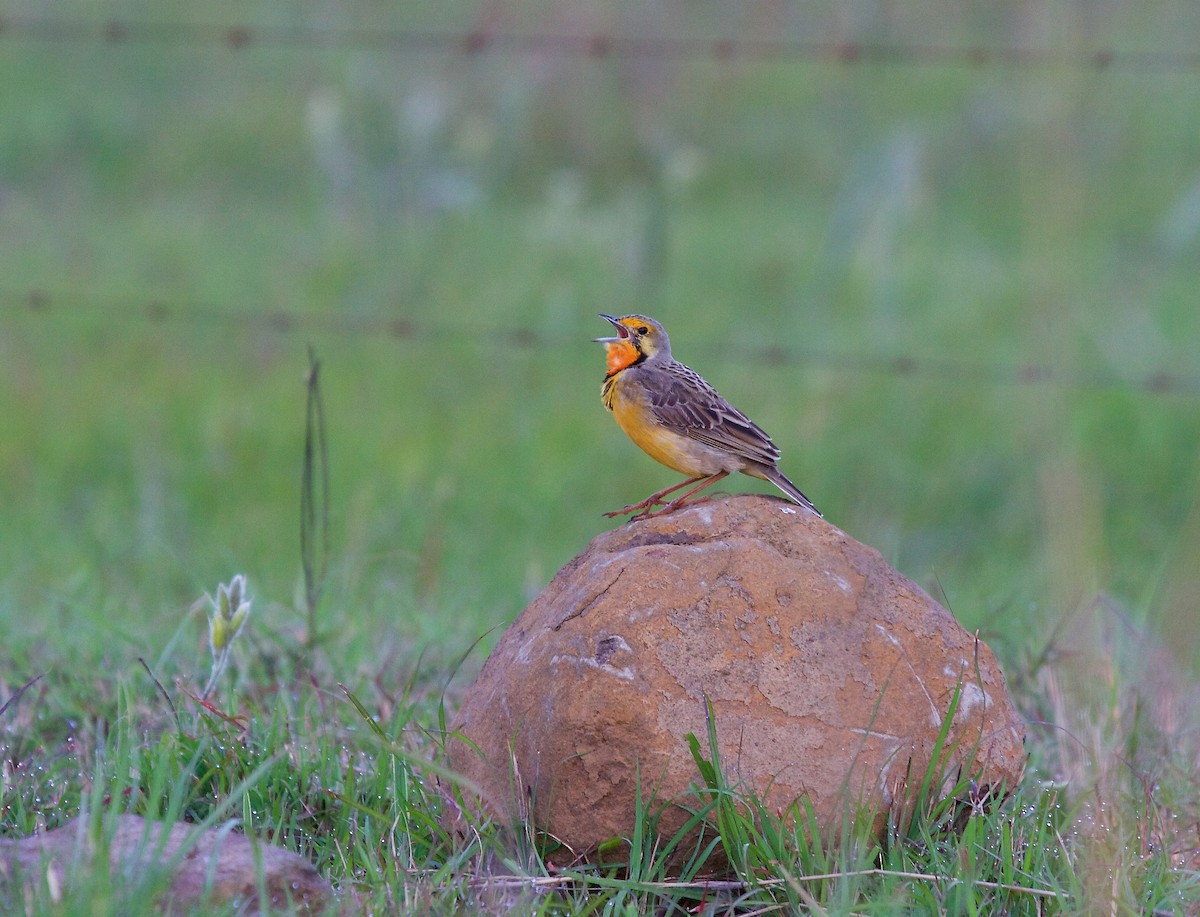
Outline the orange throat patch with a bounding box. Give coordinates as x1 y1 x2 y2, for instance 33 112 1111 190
604 339 641 375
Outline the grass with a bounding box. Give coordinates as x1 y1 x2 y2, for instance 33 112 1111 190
2 0 1200 912
4 607 1197 914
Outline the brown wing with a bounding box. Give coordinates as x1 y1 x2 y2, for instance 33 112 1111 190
642 361 782 466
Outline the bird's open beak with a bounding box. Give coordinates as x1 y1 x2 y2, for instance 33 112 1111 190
593 313 628 343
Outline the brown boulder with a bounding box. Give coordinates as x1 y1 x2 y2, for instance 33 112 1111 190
448 494 1026 864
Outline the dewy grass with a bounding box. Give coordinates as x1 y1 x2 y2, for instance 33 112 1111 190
4 682 284 915
5 605 1200 914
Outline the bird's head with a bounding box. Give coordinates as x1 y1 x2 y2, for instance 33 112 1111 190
594 314 671 373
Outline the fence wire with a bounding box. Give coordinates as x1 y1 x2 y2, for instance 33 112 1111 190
3 14 1197 399
2 15 1200 72
4 289 1197 397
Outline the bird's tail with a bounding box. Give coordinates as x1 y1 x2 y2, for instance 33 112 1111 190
762 467 822 517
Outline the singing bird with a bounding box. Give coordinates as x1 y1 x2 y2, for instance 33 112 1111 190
596 313 820 520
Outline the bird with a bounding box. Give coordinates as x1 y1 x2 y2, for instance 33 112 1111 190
595 313 820 521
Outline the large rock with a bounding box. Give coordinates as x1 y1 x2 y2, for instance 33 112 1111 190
449 495 1025 864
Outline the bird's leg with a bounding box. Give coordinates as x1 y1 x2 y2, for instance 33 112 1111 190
604 476 707 518
636 471 729 520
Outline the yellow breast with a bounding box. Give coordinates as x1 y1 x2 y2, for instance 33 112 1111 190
604 371 702 476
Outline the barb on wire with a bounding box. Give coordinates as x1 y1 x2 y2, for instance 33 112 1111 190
3 288 1198 398
0 15 1198 73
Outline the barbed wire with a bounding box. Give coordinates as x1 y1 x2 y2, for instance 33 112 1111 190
4 289 1197 397
2 15 1200 73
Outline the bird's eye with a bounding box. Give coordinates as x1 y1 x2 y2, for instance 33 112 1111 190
637 325 649 335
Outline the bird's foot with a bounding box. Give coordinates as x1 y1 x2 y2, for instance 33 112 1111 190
603 476 708 519
630 493 717 521
603 495 668 519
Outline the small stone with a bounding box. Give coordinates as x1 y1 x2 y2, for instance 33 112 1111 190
0 815 333 913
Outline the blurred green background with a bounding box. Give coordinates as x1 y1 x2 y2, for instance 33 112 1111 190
1 0 1199 680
